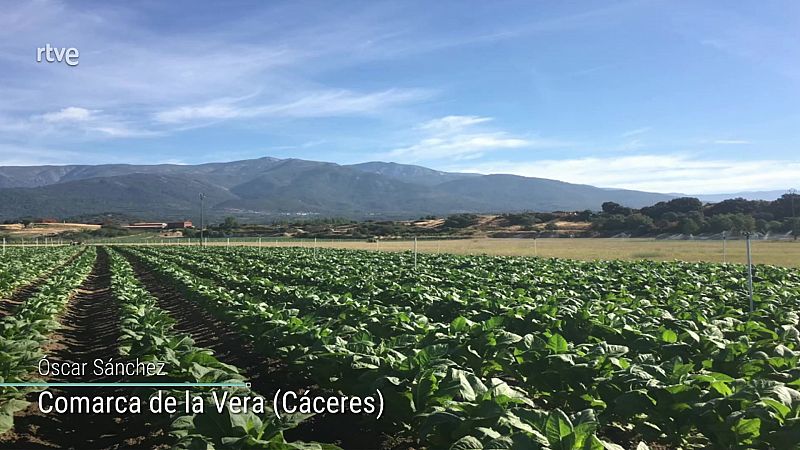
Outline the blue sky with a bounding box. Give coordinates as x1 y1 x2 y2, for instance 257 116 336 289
0 0 798 194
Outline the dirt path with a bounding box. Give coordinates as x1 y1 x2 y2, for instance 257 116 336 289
122 250 407 450
0 248 171 450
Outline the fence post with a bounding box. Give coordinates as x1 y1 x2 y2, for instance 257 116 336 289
2 237 5 255
414 236 418 270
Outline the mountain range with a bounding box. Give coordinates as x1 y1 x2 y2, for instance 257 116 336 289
0 157 776 222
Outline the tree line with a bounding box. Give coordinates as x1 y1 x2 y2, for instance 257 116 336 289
591 194 799 237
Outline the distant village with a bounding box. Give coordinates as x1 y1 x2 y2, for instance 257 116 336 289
0 219 195 241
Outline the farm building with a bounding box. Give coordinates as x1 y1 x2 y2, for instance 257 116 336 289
123 221 193 230
123 222 167 230
166 221 193 229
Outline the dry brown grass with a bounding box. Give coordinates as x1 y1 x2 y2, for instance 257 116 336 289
309 238 800 267
0 223 101 238
122 237 800 268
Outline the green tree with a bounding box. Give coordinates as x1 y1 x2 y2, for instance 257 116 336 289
221 216 239 230
679 217 700 235
790 217 800 240
660 211 679 222
730 214 755 233
771 193 800 220
625 213 654 234
601 202 631 215
443 214 479 229
708 215 734 233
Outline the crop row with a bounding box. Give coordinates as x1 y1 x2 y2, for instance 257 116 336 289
106 248 340 450
0 247 95 434
0 247 82 300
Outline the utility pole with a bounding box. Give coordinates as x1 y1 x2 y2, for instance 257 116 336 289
744 232 754 313
790 189 798 239
722 230 727 263
199 192 206 248
413 236 418 270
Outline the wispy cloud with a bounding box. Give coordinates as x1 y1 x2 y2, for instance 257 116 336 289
25 106 158 139
418 115 493 131
712 139 751 145
154 88 430 125
387 115 568 162
40 107 97 122
447 155 800 194
621 126 652 138
0 2 435 143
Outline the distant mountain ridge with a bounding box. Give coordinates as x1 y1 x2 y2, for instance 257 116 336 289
0 156 679 221
693 190 790 202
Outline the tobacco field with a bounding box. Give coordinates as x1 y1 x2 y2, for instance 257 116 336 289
0 245 799 449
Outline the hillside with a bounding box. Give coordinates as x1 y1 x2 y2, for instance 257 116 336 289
0 157 675 221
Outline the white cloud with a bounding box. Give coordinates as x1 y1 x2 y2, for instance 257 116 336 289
40 107 96 122
712 139 751 145
259 88 430 118
0 2 438 146
88 125 158 138
28 107 157 139
390 134 529 161
154 104 240 124
621 126 651 138
447 155 800 194
419 115 493 132
388 115 566 162
154 88 429 124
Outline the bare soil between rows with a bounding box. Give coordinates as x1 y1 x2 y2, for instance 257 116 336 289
0 248 171 450
123 250 416 450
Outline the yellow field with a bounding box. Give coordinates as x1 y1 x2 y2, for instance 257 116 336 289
0 223 101 238
125 237 800 268
310 238 800 267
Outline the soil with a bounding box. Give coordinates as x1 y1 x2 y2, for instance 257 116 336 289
0 248 171 450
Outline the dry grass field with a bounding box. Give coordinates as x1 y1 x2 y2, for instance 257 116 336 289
0 223 101 238
312 238 800 267
133 237 800 268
